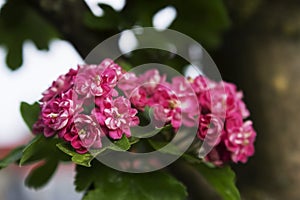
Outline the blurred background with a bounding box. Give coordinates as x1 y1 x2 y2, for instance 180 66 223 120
0 0 299 199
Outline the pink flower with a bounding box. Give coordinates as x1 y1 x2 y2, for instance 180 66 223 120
224 120 256 163
103 97 139 139
93 96 113 126
118 72 139 96
205 143 231 166
129 87 148 110
63 114 103 154
100 58 123 79
150 85 178 128
146 76 200 130
170 77 199 126
225 112 243 132
41 89 77 137
198 114 224 146
75 114 102 149
41 68 77 102
32 115 44 134
63 123 88 154
190 75 215 94
75 59 123 98
139 69 166 95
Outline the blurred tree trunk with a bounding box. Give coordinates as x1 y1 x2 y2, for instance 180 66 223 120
216 1 300 199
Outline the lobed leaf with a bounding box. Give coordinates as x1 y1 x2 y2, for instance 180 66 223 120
76 162 188 200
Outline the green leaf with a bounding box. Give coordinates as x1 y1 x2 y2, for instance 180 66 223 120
0 0 58 70
0 146 24 170
20 101 40 131
25 159 58 189
148 140 181 156
195 164 241 200
84 0 230 50
57 135 131 167
181 153 202 164
20 135 69 166
56 142 94 167
56 142 78 157
110 135 130 151
72 154 94 167
78 162 187 200
20 135 70 189
74 165 96 192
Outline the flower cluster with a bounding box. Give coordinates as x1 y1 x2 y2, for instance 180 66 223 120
33 58 256 165
190 76 256 165
118 71 198 129
33 59 139 154
119 69 256 165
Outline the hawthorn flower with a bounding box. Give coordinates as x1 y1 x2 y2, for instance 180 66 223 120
75 114 102 149
139 69 166 95
189 75 256 165
129 87 148 110
117 72 139 96
205 143 231 166
63 123 88 154
198 114 223 146
63 115 102 154
150 76 199 129
32 59 256 163
75 59 123 98
41 89 78 137
41 68 77 102
103 97 139 139
224 120 256 163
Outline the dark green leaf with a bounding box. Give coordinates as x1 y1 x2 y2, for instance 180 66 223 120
0 146 24 170
20 101 40 131
0 0 58 70
84 4 121 31
20 135 69 166
25 159 58 189
84 0 230 50
20 135 70 189
182 153 202 164
148 140 181 156
74 165 96 192
81 162 187 200
195 163 241 200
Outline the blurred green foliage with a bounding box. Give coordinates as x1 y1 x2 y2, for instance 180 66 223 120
0 0 229 70
0 0 59 70
87 0 230 48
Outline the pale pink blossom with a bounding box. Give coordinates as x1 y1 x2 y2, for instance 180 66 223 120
75 114 102 149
